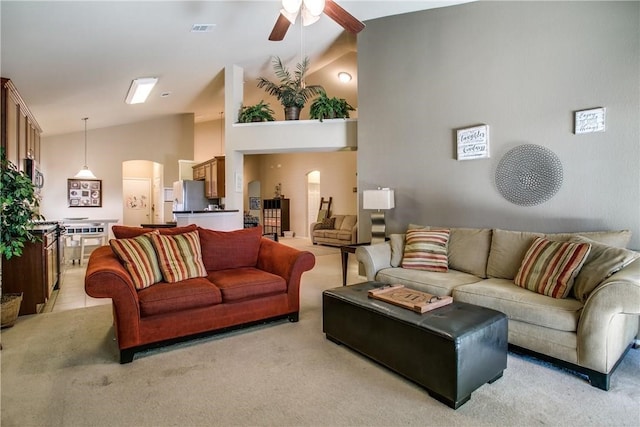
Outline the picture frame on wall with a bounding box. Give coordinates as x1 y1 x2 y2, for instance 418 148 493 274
249 197 261 210
574 107 605 134
68 178 102 207
456 124 490 160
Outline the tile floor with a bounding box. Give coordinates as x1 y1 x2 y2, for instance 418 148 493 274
45 262 110 313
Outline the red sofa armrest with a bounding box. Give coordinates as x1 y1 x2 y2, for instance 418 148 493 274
84 246 141 348
257 238 315 309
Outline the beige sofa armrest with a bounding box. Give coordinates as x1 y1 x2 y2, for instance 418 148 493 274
577 258 640 373
355 243 392 281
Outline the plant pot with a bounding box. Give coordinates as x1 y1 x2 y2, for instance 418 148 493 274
1 293 23 328
284 106 301 120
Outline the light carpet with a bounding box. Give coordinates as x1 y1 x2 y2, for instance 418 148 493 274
1 252 639 426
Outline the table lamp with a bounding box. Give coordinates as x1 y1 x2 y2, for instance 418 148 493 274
363 188 395 244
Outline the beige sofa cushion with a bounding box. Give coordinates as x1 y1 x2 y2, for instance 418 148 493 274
547 230 632 248
339 215 357 231
569 235 640 302
376 267 482 297
389 234 406 267
488 229 634 280
448 227 492 278
453 278 584 332
487 229 545 280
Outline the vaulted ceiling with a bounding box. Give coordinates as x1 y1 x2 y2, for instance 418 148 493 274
1 1 471 136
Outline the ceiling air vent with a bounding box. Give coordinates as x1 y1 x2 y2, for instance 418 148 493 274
191 24 215 33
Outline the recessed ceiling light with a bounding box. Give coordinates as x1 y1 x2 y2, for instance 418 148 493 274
191 24 216 32
125 77 158 104
338 72 352 83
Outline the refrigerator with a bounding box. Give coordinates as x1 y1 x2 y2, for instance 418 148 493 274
172 180 209 211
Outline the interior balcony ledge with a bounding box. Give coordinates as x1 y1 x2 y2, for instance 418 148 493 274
230 118 357 154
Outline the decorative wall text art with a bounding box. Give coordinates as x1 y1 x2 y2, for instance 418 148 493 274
456 124 490 160
574 107 605 134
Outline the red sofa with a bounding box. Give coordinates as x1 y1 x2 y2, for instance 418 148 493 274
85 225 315 363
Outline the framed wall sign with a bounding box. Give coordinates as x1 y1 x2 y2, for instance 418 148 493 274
68 178 102 207
249 197 261 210
456 124 490 160
574 107 605 134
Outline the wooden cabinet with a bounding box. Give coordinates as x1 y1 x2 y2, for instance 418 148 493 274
192 163 206 181
1 78 42 168
2 226 61 315
263 198 290 237
193 156 225 199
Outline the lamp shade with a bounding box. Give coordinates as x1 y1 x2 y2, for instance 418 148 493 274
363 189 395 210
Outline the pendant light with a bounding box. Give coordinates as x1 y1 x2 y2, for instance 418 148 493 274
74 117 97 179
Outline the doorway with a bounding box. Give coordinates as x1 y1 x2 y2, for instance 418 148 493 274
307 171 320 237
123 178 152 226
122 160 164 226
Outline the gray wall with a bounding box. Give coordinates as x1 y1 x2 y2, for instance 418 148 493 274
358 1 640 248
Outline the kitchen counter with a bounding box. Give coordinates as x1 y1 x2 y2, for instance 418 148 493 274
173 210 242 231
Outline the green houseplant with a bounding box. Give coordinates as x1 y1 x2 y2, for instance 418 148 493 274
1 148 43 327
257 56 324 120
237 100 276 123
309 91 355 122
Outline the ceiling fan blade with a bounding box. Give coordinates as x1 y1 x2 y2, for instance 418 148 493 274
323 0 365 34
269 13 291 41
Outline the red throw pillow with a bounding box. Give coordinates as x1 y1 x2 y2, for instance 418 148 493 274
198 226 263 271
112 224 197 239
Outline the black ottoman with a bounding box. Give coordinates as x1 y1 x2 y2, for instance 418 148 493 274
322 281 508 409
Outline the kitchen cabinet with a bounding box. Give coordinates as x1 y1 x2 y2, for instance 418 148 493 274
1 77 42 168
1 225 62 315
193 156 225 199
192 163 206 181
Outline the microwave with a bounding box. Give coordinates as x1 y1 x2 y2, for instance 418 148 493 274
24 158 44 189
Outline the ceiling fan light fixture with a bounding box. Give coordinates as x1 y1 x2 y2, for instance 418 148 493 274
303 0 325 17
125 77 158 104
282 0 302 14
280 8 299 25
301 8 320 26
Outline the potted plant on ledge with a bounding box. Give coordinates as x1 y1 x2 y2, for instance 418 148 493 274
1 148 43 328
257 56 324 120
309 91 355 122
237 100 276 123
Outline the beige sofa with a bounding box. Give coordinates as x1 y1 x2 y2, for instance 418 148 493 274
355 225 640 390
310 214 357 246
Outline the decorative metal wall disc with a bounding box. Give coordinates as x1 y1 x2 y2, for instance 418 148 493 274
495 144 563 206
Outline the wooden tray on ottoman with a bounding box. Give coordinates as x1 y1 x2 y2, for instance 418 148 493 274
368 284 452 313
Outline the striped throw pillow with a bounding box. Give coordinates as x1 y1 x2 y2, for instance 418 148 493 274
150 230 207 283
514 237 591 299
110 231 162 290
401 229 450 272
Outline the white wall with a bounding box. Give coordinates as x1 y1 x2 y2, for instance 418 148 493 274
358 1 640 248
40 114 194 222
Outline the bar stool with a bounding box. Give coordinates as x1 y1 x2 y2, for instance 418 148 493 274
80 234 107 265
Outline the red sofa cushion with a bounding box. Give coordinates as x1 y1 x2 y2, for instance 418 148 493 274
198 226 262 271
137 277 222 317
207 267 286 302
112 224 197 239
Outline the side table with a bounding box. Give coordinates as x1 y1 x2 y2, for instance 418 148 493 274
340 242 372 286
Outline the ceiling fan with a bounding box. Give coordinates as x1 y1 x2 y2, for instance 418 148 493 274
269 0 365 41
